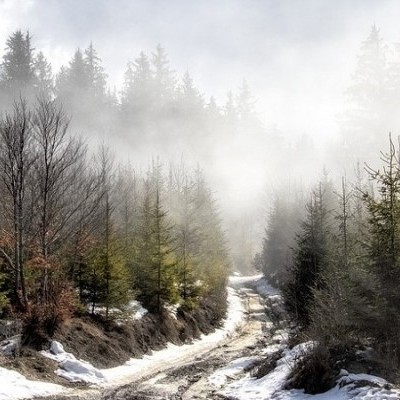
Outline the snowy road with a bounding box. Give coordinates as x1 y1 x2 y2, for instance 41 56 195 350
101 285 267 399
36 276 270 400
33 276 400 400
101 284 265 400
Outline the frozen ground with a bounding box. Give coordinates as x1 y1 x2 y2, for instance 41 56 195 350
219 344 400 399
0 284 245 399
2 274 399 399
0 367 64 399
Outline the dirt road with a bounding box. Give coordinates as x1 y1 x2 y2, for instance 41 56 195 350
38 278 273 400
100 284 268 400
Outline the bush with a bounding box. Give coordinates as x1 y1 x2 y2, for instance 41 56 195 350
286 344 356 394
22 281 75 348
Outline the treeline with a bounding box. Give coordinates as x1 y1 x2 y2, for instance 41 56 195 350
0 30 263 156
336 25 400 169
257 138 400 388
0 96 229 335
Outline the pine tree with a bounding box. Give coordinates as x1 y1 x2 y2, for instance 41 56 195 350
167 164 203 309
151 44 176 108
284 181 333 329
179 71 204 111
134 162 178 314
34 51 54 99
260 194 300 287
56 49 87 110
340 25 388 166
0 30 36 106
192 169 229 296
84 43 107 103
361 138 400 356
121 52 153 110
236 79 254 121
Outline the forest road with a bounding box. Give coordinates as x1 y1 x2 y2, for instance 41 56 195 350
39 280 269 400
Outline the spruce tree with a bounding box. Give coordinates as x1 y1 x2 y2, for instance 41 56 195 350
0 30 36 106
284 181 333 329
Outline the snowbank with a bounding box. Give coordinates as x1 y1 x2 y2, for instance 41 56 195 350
39 286 244 386
41 341 105 384
0 367 63 400
220 342 314 399
0 283 244 399
102 286 244 382
218 342 400 400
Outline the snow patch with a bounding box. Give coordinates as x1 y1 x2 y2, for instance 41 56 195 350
102 286 245 382
253 277 280 297
219 342 400 400
127 300 148 320
0 367 63 400
89 299 148 321
0 283 245 398
208 357 258 388
37 286 244 388
41 341 106 384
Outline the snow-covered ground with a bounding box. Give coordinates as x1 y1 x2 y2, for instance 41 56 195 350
3 274 399 400
40 287 244 385
217 343 400 399
0 285 245 399
0 368 64 399
216 275 400 400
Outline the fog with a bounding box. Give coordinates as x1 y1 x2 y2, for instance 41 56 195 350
2 0 400 270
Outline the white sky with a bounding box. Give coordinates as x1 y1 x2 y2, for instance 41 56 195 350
1 0 400 216
1 0 400 145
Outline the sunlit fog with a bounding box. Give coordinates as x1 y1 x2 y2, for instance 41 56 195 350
1 0 400 272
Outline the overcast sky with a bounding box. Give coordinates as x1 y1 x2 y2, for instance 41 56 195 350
1 0 400 145
1 0 400 219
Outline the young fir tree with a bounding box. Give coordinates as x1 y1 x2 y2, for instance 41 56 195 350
362 137 400 361
283 180 333 329
260 193 300 287
83 147 131 318
167 163 203 310
134 162 178 314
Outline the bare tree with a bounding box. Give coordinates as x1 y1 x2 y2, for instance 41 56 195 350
0 99 34 310
31 97 86 303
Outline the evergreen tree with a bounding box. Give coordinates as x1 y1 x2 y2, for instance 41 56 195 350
151 44 176 108
179 71 204 112
192 169 229 296
284 181 333 329
84 43 107 102
361 137 400 359
340 25 388 167
34 51 54 99
167 164 203 309
56 49 87 110
236 79 254 121
0 30 36 106
134 163 178 314
56 44 110 133
121 52 153 111
260 194 300 287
